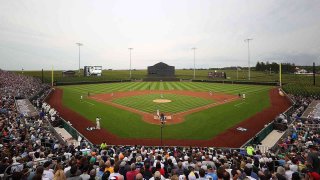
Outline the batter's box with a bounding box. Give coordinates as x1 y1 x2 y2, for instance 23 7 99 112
154 115 172 120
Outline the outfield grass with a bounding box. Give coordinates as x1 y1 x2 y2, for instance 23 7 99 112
112 94 214 113
17 69 318 84
17 69 320 96
61 82 271 140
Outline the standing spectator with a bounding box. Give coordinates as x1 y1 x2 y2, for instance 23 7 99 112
100 141 107 150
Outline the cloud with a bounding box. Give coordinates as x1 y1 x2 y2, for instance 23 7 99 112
0 0 319 70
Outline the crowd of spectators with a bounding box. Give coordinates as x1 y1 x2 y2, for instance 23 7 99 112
0 70 48 99
0 70 319 180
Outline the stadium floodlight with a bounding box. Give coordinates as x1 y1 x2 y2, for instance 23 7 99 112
128 48 133 79
191 47 197 79
244 39 253 80
236 66 239 80
76 43 83 76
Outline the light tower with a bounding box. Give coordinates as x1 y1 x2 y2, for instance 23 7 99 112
76 43 83 76
191 47 197 79
128 48 133 79
244 39 253 80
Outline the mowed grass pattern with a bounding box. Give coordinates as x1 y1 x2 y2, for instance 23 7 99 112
61 82 272 140
62 82 270 95
112 94 214 113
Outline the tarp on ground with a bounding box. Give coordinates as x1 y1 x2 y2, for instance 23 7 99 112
16 99 38 118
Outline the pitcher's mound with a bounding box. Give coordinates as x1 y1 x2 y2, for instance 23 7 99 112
153 99 172 103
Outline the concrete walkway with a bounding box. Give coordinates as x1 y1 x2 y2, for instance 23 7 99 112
54 127 80 146
258 130 285 153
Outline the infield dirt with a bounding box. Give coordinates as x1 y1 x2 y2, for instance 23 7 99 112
89 90 239 125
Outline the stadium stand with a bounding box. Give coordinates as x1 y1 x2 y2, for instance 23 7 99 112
0 70 319 180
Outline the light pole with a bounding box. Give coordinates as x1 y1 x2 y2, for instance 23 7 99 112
76 43 83 76
236 66 239 80
128 48 133 79
192 47 197 79
270 67 271 75
244 39 253 80
160 119 165 146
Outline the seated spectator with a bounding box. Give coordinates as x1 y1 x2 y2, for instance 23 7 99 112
126 163 139 180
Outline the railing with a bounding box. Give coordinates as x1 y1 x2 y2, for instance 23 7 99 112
241 122 274 148
43 88 93 147
59 116 93 147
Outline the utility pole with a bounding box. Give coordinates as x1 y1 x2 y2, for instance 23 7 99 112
128 48 133 79
244 39 253 80
313 62 316 86
191 47 197 80
237 67 239 80
76 43 83 76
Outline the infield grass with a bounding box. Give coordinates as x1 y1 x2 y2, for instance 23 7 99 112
112 93 214 113
61 82 271 140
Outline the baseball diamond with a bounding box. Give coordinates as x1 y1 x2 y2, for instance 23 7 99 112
46 81 292 146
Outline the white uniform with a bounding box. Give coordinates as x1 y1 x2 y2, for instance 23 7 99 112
96 118 100 129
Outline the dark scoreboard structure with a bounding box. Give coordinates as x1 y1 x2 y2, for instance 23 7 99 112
147 62 175 77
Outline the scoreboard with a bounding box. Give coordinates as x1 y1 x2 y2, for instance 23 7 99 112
84 66 102 76
208 71 226 79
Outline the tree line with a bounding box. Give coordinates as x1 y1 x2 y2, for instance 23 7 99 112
255 61 296 73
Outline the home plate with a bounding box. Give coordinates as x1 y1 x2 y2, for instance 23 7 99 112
154 116 172 120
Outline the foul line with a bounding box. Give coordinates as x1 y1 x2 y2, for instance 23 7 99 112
234 101 246 107
82 100 95 106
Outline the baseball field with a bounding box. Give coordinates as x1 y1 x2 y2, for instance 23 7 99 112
47 81 292 147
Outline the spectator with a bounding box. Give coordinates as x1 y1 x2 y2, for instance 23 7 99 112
126 163 139 180
306 145 320 174
54 169 66 180
198 168 206 180
43 161 54 180
79 166 90 180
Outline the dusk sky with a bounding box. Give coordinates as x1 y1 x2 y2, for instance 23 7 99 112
0 0 319 70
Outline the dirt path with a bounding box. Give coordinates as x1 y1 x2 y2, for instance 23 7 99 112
46 88 291 147
89 90 239 124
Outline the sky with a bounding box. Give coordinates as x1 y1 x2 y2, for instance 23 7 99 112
0 0 319 70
